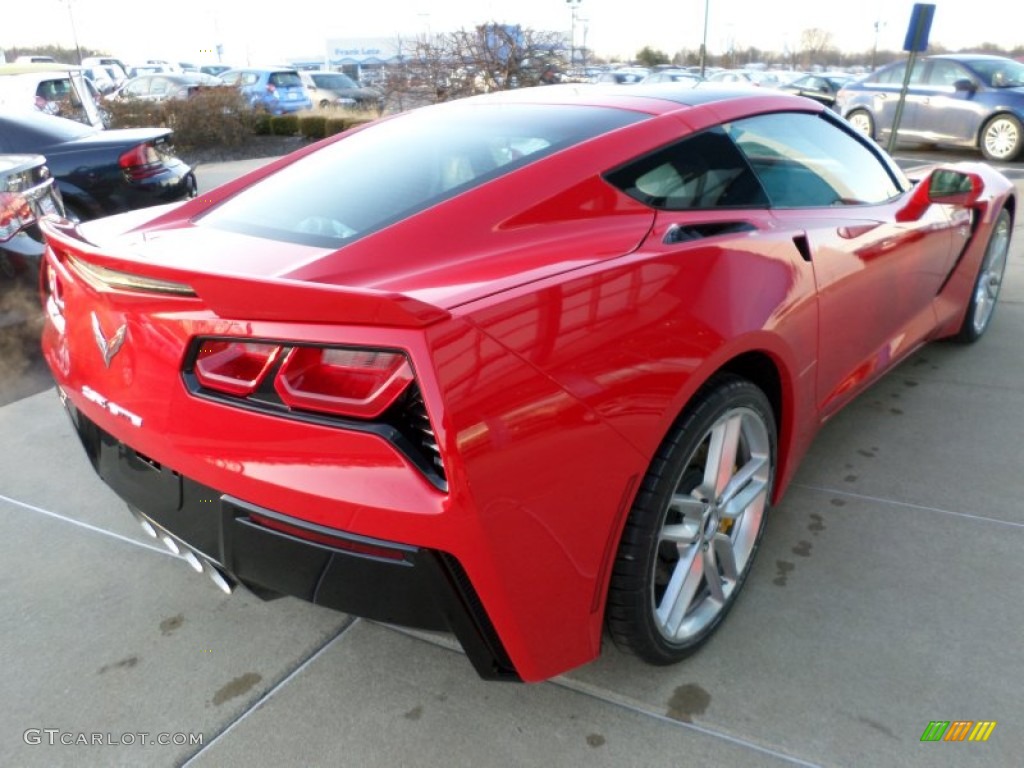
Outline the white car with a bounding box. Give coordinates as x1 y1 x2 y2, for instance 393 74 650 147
0 64 106 128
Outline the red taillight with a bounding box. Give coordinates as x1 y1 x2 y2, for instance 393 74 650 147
118 143 162 179
0 191 35 242
194 341 281 396
275 347 413 419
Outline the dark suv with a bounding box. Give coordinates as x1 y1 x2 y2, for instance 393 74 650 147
836 54 1024 162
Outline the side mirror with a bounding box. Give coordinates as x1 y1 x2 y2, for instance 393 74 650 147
928 168 983 205
953 78 976 93
897 168 983 222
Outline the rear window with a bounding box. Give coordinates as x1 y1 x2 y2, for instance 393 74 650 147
0 111 95 151
35 78 73 100
199 103 644 247
269 72 302 88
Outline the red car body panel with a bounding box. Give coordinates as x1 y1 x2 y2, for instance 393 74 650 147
39 88 1016 681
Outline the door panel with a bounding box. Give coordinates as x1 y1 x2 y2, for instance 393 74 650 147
772 202 957 415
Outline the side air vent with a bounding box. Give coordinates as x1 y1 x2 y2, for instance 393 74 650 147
396 386 447 485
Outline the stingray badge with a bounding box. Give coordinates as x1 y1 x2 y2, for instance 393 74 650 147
91 312 127 368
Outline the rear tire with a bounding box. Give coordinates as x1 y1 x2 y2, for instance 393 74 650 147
606 375 776 664
980 114 1023 162
953 208 1012 343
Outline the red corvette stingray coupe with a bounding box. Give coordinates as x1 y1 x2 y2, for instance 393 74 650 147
39 85 1015 682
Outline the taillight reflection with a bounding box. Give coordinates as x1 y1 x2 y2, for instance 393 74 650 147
0 191 35 241
275 347 413 419
194 341 281 396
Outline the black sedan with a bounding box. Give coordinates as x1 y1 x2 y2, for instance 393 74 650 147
780 73 854 110
0 111 196 222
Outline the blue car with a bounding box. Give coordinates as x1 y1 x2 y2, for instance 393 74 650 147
219 67 312 115
836 54 1024 162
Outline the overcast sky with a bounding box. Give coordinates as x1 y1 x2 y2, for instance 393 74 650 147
4 0 1017 65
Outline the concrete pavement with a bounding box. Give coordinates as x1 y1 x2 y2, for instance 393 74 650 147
0 158 1021 767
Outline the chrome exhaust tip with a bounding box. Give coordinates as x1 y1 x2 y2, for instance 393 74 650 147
181 550 204 573
160 534 181 556
128 506 236 595
205 563 235 595
127 506 159 539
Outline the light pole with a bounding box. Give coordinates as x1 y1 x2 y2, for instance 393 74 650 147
565 0 581 69
699 0 710 77
870 19 886 71
59 0 83 64
579 18 589 70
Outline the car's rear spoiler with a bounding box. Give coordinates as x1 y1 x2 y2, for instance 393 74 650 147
40 218 451 329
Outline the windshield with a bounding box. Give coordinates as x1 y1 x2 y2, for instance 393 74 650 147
964 58 1024 87
312 73 359 90
199 104 644 248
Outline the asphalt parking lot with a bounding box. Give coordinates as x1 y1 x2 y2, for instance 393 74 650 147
1 152 1022 767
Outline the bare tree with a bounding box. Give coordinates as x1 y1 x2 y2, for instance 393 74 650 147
799 28 834 68
385 23 566 111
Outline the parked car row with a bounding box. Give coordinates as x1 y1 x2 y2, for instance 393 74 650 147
591 54 1023 163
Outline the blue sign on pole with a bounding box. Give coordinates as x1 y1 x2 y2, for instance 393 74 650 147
903 3 936 52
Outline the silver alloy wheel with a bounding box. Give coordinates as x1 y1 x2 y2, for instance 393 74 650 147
847 111 873 138
652 406 772 642
971 211 1011 335
982 117 1021 161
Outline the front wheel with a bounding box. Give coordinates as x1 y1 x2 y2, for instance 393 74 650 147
607 375 776 665
846 109 875 140
954 208 1012 343
980 114 1023 162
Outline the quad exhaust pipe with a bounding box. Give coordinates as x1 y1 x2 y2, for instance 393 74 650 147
129 507 236 595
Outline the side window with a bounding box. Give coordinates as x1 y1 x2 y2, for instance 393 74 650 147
604 127 768 210
150 78 170 97
124 79 149 97
725 112 905 208
241 73 259 86
874 61 925 85
925 60 968 87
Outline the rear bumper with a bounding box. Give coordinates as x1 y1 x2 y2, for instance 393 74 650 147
63 393 520 682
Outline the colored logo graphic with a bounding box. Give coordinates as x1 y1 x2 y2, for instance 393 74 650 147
920 721 997 742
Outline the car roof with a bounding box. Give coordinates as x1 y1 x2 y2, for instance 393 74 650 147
930 53 1015 61
0 63 85 76
463 83 818 117
224 67 299 74
131 72 214 81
